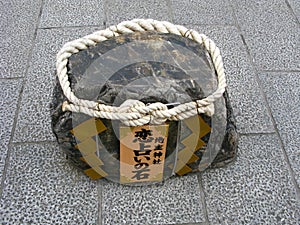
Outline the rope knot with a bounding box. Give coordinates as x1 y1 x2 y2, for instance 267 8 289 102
118 99 168 126
196 101 215 117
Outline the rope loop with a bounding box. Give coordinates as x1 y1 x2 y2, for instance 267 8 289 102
56 19 227 126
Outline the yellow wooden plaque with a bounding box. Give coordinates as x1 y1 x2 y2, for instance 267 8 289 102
119 124 169 184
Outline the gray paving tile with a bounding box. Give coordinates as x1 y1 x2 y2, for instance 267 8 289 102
191 25 274 133
0 45 30 79
100 175 206 225
13 27 101 142
287 0 300 21
105 0 171 26
0 0 41 43
231 0 300 71
201 134 300 224
259 72 300 185
39 0 104 28
0 79 22 182
170 0 235 25
0 0 42 78
0 143 98 225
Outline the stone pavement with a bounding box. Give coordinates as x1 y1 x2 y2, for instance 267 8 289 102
0 0 299 224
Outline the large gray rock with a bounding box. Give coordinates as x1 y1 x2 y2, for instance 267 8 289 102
51 32 238 184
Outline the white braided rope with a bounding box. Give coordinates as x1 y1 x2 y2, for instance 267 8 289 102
56 19 226 126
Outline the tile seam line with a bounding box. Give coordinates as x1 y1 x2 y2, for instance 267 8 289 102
176 23 237 26
104 23 237 27
103 0 109 28
229 0 300 196
169 222 209 225
198 174 210 223
0 0 45 198
11 140 57 145
259 70 300 73
285 0 300 25
166 0 175 23
39 24 103 30
239 132 276 136
0 77 25 80
97 184 103 225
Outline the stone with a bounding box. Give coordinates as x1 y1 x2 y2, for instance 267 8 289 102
51 31 238 185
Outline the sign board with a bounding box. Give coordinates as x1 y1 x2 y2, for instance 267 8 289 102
120 124 169 184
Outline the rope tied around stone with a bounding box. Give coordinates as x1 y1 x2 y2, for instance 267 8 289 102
57 19 227 127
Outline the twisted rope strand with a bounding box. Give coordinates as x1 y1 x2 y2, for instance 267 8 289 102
56 19 227 126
